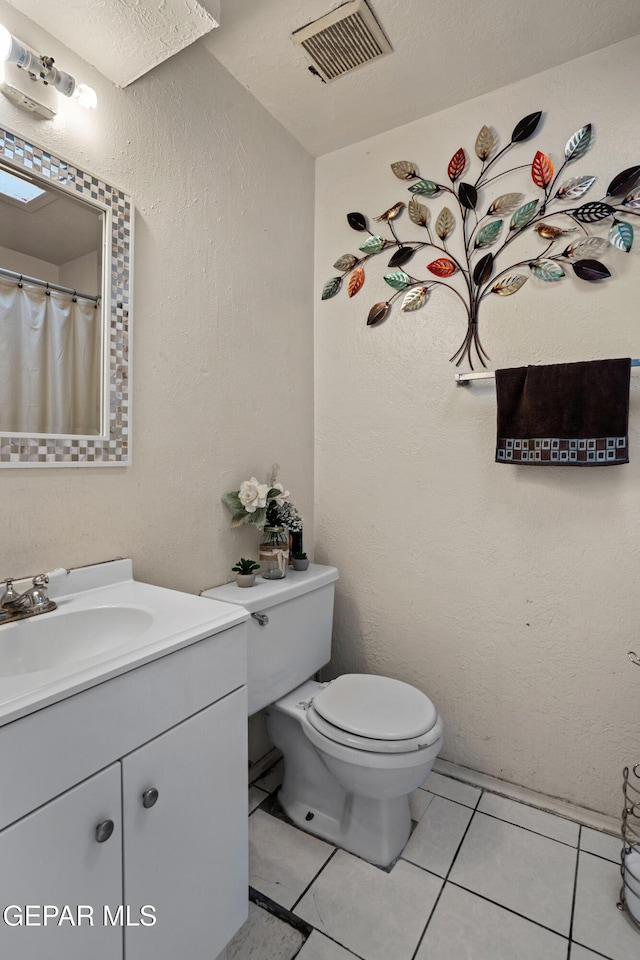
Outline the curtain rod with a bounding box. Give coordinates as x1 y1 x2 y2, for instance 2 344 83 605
455 359 640 387
0 266 100 304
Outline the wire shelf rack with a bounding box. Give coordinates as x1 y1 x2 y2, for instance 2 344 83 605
618 650 640 929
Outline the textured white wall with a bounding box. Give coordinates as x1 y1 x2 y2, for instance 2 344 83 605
0 0 315 595
315 36 640 817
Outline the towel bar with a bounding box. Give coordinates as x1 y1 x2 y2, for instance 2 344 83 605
455 359 640 387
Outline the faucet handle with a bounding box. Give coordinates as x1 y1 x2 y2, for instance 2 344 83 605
1 579 18 606
32 573 50 587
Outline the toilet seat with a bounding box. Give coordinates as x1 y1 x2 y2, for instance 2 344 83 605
306 674 442 754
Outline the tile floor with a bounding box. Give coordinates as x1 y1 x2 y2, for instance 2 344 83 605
228 763 639 960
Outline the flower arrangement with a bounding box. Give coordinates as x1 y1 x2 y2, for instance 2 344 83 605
222 465 302 530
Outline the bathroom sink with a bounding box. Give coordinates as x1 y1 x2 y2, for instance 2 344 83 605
0 559 249 726
0 606 154 677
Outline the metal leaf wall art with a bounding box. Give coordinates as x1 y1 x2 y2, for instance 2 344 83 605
320 112 640 369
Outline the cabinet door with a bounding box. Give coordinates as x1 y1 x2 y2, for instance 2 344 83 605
122 686 248 960
0 763 122 960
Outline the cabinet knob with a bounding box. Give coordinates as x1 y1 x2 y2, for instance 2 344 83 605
95 819 114 843
142 788 159 809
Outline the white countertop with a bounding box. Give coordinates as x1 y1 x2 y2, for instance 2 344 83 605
0 560 248 726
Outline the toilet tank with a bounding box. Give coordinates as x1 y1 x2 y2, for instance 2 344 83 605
202 564 338 715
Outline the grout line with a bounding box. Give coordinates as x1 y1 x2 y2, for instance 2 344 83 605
409 791 484 959
446 878 572 941
290 847 338 914
420 787 481 812
443 794 481 881
474 809 580 849
304 930 367 960
567 828 581 958
409 879 446 960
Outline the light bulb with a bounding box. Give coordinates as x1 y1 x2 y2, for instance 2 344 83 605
74 83 97 109
51 69 75 98
0 24 23 64
0 24 11 61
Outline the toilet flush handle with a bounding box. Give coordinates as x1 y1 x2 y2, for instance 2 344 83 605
252 612 269 626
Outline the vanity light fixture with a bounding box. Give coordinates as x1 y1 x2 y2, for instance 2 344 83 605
0 24 97 117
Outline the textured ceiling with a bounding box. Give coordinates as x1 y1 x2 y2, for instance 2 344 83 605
4 0 220 86
204 0 640 156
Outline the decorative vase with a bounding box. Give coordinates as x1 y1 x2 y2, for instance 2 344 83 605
235 573 256 588
292 558 310 571
259 526 289 579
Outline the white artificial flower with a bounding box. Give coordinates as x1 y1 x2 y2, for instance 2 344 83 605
239 477 269 513
271 482 290 503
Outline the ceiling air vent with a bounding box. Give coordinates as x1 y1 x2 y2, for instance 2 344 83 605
292 0 392 83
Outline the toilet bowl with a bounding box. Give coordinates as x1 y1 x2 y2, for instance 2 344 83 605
266 675 442 865
202 564 443 867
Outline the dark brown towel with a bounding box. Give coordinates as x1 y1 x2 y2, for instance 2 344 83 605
495 358 631 466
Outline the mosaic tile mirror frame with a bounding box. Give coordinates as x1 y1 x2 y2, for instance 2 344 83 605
0 127 132 467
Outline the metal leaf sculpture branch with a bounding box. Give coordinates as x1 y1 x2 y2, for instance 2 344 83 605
321 111 640 370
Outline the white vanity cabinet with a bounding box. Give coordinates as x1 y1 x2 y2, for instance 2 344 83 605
0 622 248 960
122 688 248 960
0 764 123 960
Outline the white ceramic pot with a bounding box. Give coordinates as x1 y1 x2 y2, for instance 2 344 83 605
235 573 256 588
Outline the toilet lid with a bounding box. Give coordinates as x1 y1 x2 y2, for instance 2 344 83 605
311 674 438 742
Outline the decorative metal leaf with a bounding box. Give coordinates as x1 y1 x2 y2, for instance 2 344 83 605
475 220 503 249
509 199 539 231
347 212 368 231
427 258 457 277
333 254 359 272
607 166 640 197
408 198 429 226
511 111 543 143
387 246 415 268
609 220 634 252
491 275 528 296
435 206 455 240
564 124 592 162
475 125 496 161
384 270 411 290
571 201 616 223
401 286 428 311
347 266 365 297
458 182 478 210
358 235 386 253
562 237 610 259
572 259 611 282
622 189 640 208
529 258 565 281
448 148 466 182
408 179 441 197
554 175 596 200
473 253 493 285
321 277 342 300
488 192 523 215
367 301 390 326
531 151 554 189
391 160 418 180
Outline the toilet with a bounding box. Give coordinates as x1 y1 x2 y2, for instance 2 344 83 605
203 564 443 867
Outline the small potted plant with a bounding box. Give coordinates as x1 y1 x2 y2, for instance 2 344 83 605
232 558 260 588
292 552 310 572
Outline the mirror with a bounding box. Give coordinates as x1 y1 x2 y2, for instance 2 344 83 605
0 126 132 467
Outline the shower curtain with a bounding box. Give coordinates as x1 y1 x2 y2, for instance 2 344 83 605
0 277 101 436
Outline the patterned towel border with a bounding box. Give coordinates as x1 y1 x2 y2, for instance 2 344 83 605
496 436 628 465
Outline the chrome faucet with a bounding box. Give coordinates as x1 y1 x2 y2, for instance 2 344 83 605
0 574 57 624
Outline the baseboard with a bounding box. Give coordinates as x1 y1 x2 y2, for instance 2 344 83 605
249 747 281 785
434 758 620 835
